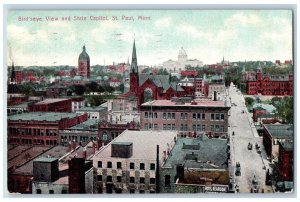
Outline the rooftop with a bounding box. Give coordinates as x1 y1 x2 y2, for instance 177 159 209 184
34 157 58 163
163 136 228 169
76 105 107 112
69 119 99 130
264 124 293 139
142 99 228 108
14 146 70 175
33 98 70 105
92 130 177 161
279 141 293 151
253 103 276 113
8 112 82 122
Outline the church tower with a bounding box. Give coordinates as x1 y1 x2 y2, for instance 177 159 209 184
78 45 90 78
130 40 139 95
10 62 15 83
256 63 262 81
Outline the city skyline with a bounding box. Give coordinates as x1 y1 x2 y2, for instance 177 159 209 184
7 10 292 67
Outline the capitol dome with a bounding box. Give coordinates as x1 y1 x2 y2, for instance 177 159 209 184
178 47 187 57
78 45 90 62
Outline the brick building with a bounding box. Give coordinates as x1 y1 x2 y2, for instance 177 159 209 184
75 105 107 120
98 120 140 145
92 130 177 194
160 136 229 193
28 98 72 112
262 124 293 158
277 141 293 181
243 65 293 96
7 112 88 146
140 97 230 138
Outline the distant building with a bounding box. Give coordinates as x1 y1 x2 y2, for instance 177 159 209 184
28 98 72 112
7 112 88 146
46 84 69 98
243 65 293 96
75 105 107 120
78 45 90 78
162 47 203 71
140 97 230 138
160 136 230 193
92 130 177 194
262 124 293 158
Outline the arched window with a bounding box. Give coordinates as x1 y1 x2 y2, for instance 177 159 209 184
102 132 108 141
144 88 153 102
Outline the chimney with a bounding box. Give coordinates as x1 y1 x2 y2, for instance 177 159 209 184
68 158 85 193
155 145 160 193
82 147 87 159
214 91 217 101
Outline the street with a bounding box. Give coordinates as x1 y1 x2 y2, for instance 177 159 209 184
227 84 273 193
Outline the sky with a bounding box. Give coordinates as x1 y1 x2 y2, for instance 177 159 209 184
6 10 293 67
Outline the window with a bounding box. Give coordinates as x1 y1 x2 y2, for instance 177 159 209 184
150 178 156 184
117 176 122 182
144 124 148 130
145 112 148 118
180 124 183 131
211 125 215 131
167 124 171 130
221 114 224 120
130 189 135 194
130 177 135 183
193 124 196 131
202 113 205 120
102 133 108 140
36 189 41 194
185 113 188 119
221 125 224 132
107 161 112 168
107 176 112 182
163 113 166 119
211 114 215 120
140 177 145 184
97 175 102 181
197 125 201 131
154 124 158 129
165 175 171 187
167 113 171 119
130 162 135 169
184 124 188 131
49 190 54 194
140 163 145 170
216 114 220 120
197 113 201 119
202 125 205 131
150 163 155 170
172 124 176 130
172 113 176 119
181 113 184 119
163 124 166 130
117 162 122 169
193 113 196 120
98 161 102 168
215 125 220 131
154 112 157 119
139 190 145 194
149 124 152 129
150 190 156 193
149 112 152 119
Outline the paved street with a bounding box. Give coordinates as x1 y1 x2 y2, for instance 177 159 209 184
227 84 273 193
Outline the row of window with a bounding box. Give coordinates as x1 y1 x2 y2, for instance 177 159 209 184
9 128 57 136
9 138 57 145
98 161 155 170
211 125 225 132
144 112 225 121
97 175 156 184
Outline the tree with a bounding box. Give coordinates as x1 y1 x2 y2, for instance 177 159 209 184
245 97 255 107
73 85 85 95
118 83 124 93
19 83 36 97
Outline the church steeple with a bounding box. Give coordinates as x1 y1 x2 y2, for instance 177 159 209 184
130 40 138 74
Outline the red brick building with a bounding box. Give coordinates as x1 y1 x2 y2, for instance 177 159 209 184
28 98 72 112
123 40 195 109
7 112 88 146
278 141 293 181
140 97 230 138
262 124 293 158
78 45 90 78
98 120 140 145
252 107 267 122
244 66 293 96
180 70 198 77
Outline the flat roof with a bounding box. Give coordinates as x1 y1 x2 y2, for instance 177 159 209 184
163 136 228 170
8 146 52 170
14 146 70 175
76 105 107 112
69 119 99 130
34 157 58 163
34 98 70 105
8 112 82 122
92 130 177 161
279 141 293 151
264 124 293 139
142 100 228 108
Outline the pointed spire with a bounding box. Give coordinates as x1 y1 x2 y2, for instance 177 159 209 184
83 45 86 52
130 39 138 74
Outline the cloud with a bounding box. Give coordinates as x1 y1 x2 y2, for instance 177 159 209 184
177 24 210 40
155 17 172 28
224 12 262 27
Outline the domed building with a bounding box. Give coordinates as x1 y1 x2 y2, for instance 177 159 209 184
78 45 90 78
